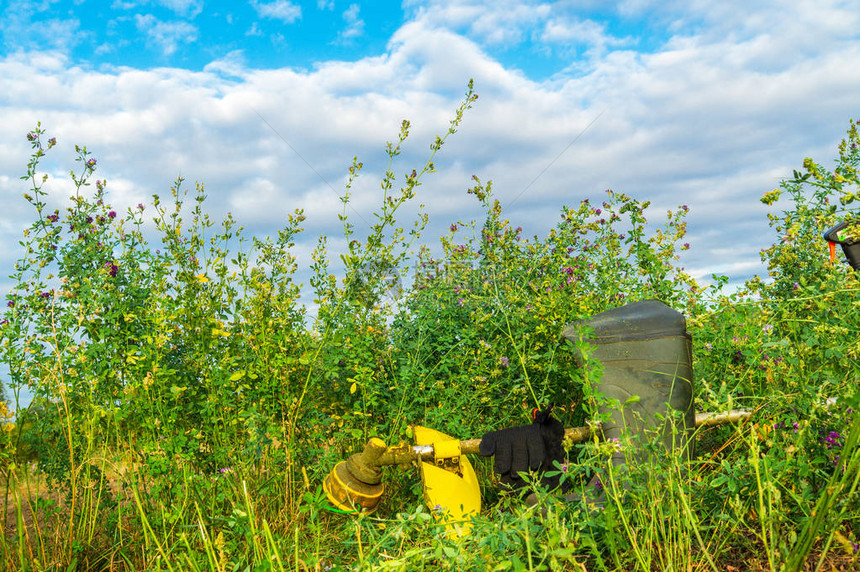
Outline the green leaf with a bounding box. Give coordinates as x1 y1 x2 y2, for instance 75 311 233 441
709 475 728 488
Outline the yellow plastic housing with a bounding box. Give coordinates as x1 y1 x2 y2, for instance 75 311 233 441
413 425 481 537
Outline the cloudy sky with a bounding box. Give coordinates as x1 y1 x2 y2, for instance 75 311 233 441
2 0 860 309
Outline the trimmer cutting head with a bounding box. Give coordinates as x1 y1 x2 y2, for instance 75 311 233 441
323 437 386 512
323 461 384 512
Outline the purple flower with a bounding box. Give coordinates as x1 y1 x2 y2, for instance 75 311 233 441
47 214 59 223
499 356 510 367
47 137 56 147
792 422 798 433
137 203 145 212
450 224 457 232
26 132 37 142
593 476 603 493
86 216 93 224
86 158 97 169
105 262 118 277
7 301 14 308
823 431 842 449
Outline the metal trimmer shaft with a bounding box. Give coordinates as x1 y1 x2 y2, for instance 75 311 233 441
376 408 757 466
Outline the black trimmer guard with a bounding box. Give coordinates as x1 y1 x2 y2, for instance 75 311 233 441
823 220 860 271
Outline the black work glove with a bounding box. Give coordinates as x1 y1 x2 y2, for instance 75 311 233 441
480 404 565 489
479 423 545 487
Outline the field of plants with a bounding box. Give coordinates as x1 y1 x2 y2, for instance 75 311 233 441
1 83 859 570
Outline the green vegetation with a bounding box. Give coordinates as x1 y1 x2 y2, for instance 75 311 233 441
1 82 858 570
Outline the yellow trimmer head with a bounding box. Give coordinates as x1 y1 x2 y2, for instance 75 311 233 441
323 427 481 534
323 437 387 512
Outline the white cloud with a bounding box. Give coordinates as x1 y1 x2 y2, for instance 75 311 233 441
403 0 553 46
0 1 83 54
31 17 84 52
204 50 248 78
134 13 198 55
339 4 365 41
252 0 302 23
540 15 631 59
112 1 145 9
2 0 860 304
110 0 203 17
317 0 335 9
158 0 204 18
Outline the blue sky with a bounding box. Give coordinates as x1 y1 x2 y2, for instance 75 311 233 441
1 0 860 308
6 1 406 71
5 1 671 77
